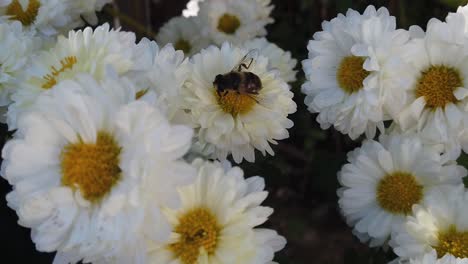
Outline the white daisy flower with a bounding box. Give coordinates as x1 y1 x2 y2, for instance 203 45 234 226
71 0 111 25
396 13 468 153
197 0 274 45
391 185 468 261
242 38 297 83
338 134 466 247
1 74 195 263
301 5 410 139
148 159 286 264
156 16 210 56
141 42 192 121
0 0 82 36
181 42 296 163
404 250 468 264
7 23 154 130
0 21 38 107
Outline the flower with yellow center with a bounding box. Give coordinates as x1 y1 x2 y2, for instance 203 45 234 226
198 0 273 45
391 185 468 262
148 159 286 264
338 134 466 247
7 23 154 130
376 171 423 215
302 6 410 140
60 131 121 203
1 74 196 262
168 208 220 264
415 65 462 109
156 16 210 56
436 226 468 259
397 13 468 154
180 43 296 163
5 0 40 26
217 13 240 34
175 39 192 55
0 0 82 36
337 56 370 94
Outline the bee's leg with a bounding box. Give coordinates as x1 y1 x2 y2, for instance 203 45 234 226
223 90 229 96
248 95 259 104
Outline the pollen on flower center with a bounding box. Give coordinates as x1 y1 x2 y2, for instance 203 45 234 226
215 89 257 116
217 13 241 35
169 207 220 264
6 0 41 26
61 131 122 203
175 39 192 54
376 171 423 215
415 65 462 108
435 226 468 258
337 56 370 94
42 56 78 89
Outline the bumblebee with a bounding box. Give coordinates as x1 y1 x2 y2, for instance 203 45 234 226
213 50 262 98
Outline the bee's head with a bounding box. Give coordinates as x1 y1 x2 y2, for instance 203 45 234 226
213 74 224 87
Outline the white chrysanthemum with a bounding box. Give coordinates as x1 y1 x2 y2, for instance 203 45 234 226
242 38 297 83
1 74 195 263
140 42 191 121
391 185 468 261
338 134 466 247
182 42 296 163
0 21 38 107
302 6 410 139
198 0 273 45
396 13 468 153
71 0 111 25
7 23 153 130
0 0 83 36
156 16 210 56
148 159 286 264
403 250 468 264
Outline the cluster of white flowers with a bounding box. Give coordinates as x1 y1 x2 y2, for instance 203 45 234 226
302 5 468 263
0 1 293 263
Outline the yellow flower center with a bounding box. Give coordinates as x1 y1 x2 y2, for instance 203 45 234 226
169 207 220 264
6 0 40 26
42 56 78 89
415 65 462 108
436 226 468 258
217 13 241 35
337 56 370 94
376 171 423 215
175 39 191 54
61 131 122 203
215 89 257 116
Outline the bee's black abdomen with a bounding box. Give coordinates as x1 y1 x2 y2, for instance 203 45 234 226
244 72 262 94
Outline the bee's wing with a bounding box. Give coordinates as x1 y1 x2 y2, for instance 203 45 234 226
232 49 259 72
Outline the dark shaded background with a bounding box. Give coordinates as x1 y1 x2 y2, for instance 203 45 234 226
1 0 467 263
